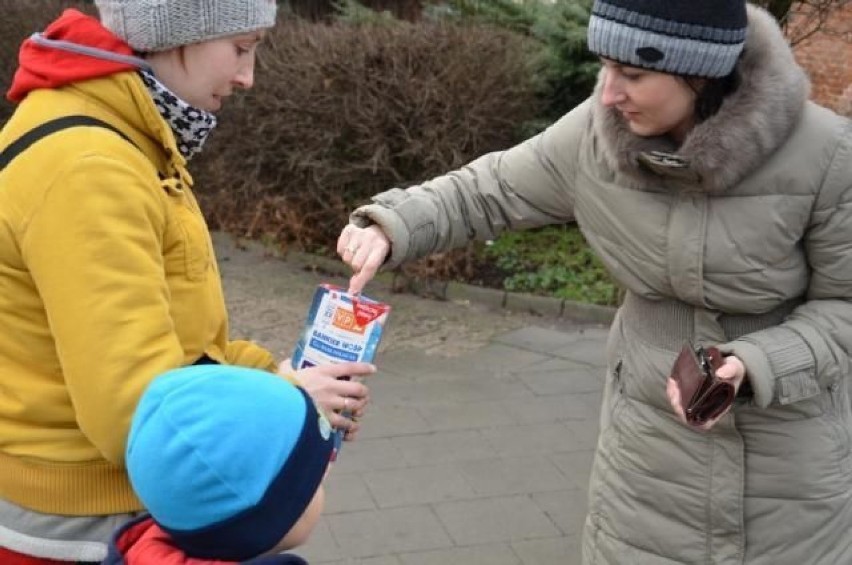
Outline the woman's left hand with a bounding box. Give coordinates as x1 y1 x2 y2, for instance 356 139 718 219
279 359 375 438
666 354 746 431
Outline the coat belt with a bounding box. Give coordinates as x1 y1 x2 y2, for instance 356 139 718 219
620 291 802 351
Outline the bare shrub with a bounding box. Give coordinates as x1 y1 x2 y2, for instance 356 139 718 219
288 0 424 21
0 0 92 124
195 18 541 281
1 5 542 287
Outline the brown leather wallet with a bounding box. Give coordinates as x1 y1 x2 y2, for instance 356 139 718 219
670 344 734 426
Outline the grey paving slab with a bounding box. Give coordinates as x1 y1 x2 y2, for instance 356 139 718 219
457 456 568 497
481 422 598 458
369 349 435 380
316 557 403 565
351 558 402 565
355 404 433 440
493 326 590 352
399 543 522 565
550 450 597 493
363 464 476 508
512 536 582 565
324 473 377 514
516 361 605 396
430 343 556 379
434 495 562 545
375 342 553 382
550 338 609 368
300 518 344 563
505 392 602 425
392 430 499 466
324 507 453 558
368 374 534 407
357 558 403 565
416 399 519 431
331 437 407 475
531 489 589 537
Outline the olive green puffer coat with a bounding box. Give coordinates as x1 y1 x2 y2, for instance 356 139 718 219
350 6 852 564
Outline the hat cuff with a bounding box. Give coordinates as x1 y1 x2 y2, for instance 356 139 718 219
588 17 743 78
163 388 332 561
140 23 273 52
587 6 746 78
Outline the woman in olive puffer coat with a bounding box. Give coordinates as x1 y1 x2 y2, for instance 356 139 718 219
336 1 852 563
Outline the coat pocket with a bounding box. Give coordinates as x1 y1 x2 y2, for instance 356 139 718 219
599 360 627 444
827 382 852 475
164 181 211 282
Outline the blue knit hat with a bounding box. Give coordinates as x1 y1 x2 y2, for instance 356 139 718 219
587 0 748 78
127 365 334 561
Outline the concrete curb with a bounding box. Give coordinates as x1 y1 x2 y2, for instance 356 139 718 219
281 247 617 326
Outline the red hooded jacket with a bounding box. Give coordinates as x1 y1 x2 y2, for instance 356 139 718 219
7 8 137 103
103 516 309 565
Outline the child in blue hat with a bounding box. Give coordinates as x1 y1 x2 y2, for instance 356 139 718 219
104 365 335 564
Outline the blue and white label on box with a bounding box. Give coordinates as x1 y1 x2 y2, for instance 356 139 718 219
291 284 390 459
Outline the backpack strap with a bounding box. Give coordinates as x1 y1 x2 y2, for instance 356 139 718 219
0 115 136 171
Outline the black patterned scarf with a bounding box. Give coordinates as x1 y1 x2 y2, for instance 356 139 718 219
138 69 217 160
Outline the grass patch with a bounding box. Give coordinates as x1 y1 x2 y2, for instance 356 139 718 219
481 224 619 306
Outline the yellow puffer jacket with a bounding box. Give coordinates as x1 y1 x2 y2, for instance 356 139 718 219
0 71 277 515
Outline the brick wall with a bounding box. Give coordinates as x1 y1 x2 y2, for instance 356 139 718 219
790 2 852 112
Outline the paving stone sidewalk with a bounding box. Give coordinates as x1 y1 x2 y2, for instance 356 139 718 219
214 232 611 565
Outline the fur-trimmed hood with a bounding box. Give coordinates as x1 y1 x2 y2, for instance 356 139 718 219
591 5 810 194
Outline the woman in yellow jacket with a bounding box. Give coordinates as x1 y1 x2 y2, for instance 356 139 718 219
0 2 374 563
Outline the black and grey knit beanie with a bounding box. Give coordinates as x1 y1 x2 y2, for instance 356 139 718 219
587 0 748 78
95 0 277 52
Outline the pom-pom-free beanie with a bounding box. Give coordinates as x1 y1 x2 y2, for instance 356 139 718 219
95 0 277 52
588 0 748 77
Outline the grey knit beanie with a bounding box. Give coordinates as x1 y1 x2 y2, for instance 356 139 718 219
95 0 278 52
587 0 748 78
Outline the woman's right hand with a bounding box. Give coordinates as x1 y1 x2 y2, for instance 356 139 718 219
337 223 391 294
